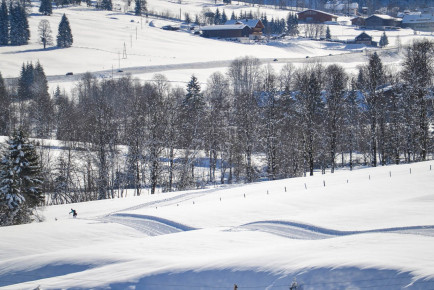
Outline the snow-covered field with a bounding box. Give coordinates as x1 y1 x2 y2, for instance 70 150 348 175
2 161 434 289
1 0 433 91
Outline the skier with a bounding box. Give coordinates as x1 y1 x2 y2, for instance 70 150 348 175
69 208 77 218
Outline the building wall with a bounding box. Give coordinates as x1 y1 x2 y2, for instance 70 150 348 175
298 10 337 23
202 27 250 38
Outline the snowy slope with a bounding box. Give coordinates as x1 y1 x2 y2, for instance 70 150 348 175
1 161 434 289
1 1 432 91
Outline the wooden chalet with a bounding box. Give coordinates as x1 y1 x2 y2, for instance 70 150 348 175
297 9 338 23
354 32 376 46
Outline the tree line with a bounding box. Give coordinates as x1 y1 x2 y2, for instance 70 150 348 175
0 40 432 225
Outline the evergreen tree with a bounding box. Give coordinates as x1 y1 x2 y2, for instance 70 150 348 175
100 0 112 10
286 13 298 36
0 0 8 45
0 129 44 226
325 25 331 40
39 0 52 15
9 3 30 46
221 10 227 24
134 0 141 15
134 0 148 16
0 72 10 135
379 31 388 48
57 14 73 48
230 10 236 20
214 8 221 25
18 62 34 100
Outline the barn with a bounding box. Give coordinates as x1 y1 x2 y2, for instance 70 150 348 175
351 16 366 27
225 19 264 39
364 14 401 29
297 9 338 23
201 24 251 38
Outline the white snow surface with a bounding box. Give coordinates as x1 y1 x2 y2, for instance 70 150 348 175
2 161 434 289
1 1 433 91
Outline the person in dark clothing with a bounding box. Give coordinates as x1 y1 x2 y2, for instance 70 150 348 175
69 208 77 218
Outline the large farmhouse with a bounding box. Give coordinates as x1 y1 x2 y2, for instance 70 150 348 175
297 9 338 23
201 19 264 40
364 14 401 29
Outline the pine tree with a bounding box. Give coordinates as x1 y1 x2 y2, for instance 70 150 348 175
286 13 298 36
18 62 34 100
39 0 52 15
0 72 10 135
230 11 236 20
379 31 388 48
325 25 331 40
221 10 227 24
0 129 44 226
134 0 141 16
9 3 30 46
100 0 112 10
57 14 73 48
214 8 221 25
0 0 8 45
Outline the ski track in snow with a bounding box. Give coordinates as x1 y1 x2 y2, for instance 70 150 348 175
231 220 434 240
99 213 197 236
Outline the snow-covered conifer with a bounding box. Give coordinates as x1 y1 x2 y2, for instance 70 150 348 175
0 129 44 226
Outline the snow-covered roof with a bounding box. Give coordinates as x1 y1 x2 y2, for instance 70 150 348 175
224 19 261 28
368 14 397 20
297 9 339 18
201 24 248 31
402 13 434 24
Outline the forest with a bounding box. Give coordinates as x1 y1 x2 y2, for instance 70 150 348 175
0 39 432 208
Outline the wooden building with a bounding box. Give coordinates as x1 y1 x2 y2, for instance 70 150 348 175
364 14 401 29
297 9 338 23
201 24 250 38
225 19 264 39
354 32 376 46
201 19 264 40
401 13 434 32
351 16 366 27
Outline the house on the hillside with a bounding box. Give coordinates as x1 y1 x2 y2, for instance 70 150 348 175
225 19 264 39
201 24 251 38
364 14 401 29
354 32 376 46
297 9 338 23
201 19 264 40
351 16 366 27
401 13 434 32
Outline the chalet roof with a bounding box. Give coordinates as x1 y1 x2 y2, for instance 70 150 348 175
297 9 339 18
224 19 263 28
402 13 434 24
367 14 397 20
201 24 248 31
355 32 372 39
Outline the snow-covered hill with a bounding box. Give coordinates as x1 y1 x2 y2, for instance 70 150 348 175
2 161 434 289
1 0 432 91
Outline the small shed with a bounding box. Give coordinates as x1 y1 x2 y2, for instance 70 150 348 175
297 9 338 23
354 32 376 46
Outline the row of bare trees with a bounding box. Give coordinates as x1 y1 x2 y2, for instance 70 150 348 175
0 39 432 204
